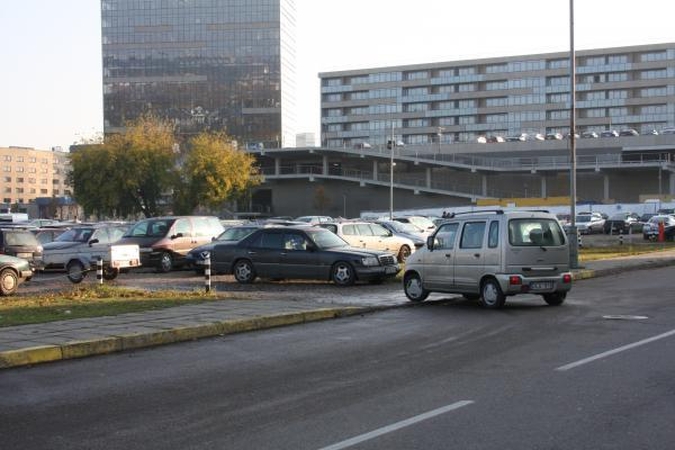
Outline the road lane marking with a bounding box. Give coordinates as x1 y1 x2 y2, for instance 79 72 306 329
316 400 474 450
556 328 675 371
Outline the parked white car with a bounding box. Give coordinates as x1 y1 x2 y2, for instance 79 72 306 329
575 213 605 234
318 221 416 262
40 224 139 283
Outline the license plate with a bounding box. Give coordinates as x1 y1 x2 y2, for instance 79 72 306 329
530 281 553 290
385 266 398 274
17 253 32 258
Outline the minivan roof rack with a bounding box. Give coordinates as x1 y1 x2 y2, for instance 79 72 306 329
446 209 504 218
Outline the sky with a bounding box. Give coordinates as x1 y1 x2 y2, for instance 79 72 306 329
0 0 673 151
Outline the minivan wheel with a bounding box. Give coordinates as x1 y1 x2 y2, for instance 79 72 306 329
233 259 256 284
404 272 429 302
543 292 567 306
331 261 355 286
0 268 19 296
66 260 86 284
157 252 173 273
397 245 411 262
480 278 505 309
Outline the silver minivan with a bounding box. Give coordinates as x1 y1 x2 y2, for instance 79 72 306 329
403 210 572 308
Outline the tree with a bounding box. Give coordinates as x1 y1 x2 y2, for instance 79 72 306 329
173 132 261 214
69 114 177 218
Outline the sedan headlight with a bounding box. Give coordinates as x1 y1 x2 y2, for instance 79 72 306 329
361 256 380 267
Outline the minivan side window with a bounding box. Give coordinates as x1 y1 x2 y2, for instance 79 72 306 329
434 222 459 249
174 218 191 237
460 221 486 249
488 221 499 248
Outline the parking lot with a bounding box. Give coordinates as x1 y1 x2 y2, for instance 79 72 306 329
16 232 661 306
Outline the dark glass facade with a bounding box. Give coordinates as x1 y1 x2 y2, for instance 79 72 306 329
101 0 296 148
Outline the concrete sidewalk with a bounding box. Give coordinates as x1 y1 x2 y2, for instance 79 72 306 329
2 249 675 370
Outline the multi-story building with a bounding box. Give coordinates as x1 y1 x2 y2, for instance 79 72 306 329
101 0 297 148
0 147 72 213
320 43 675 148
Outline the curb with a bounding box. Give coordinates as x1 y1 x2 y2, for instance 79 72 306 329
0 306 379 370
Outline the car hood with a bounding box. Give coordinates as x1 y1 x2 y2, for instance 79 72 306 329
188 242 218 255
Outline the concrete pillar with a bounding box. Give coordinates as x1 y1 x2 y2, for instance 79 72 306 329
373 160 378 181
669 171 675 195
604 174 610 201
426 167 431 188
482 174 488 197
322 155 328 175
275 157 280 176
540 175 547 198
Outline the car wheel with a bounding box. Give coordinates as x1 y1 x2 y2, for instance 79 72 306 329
331 261 355 286
233 259 256 284
0 268 19 296
397 245 411 262
543 292 567 306
66 260 86 284
403 272 429 302
103 266 119 280
480 278 505 309
157 252 173 273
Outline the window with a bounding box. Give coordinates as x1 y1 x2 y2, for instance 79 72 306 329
488 221 499 248
460 222 486 249
173 218 191 237
405 71 428 80
434 223 458 250
253 231 284 249
283 233 308 251
508 219 564 246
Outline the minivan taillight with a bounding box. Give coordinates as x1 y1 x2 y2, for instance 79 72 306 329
509 275 522 285
562 274 572 284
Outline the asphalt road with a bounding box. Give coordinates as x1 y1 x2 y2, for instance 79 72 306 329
2 266 675 449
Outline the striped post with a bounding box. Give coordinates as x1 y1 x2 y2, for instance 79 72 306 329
96 257 103 284
204 251 211 293
619 229 624 246
577 230 583 248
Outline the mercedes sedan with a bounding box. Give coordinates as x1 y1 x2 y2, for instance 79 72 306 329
210 226 400 286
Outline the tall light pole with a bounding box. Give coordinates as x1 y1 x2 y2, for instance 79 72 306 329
389 122 395 219
568 0 579 269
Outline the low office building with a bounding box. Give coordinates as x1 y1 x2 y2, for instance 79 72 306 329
319 42 675 149
0 146 72 214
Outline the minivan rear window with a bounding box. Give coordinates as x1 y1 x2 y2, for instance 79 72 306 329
508 219 565 246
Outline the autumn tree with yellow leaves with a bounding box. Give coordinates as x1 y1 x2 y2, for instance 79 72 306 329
69 114 260 218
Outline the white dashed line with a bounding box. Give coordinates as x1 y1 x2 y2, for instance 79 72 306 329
317 400 474 450
556 328 675 371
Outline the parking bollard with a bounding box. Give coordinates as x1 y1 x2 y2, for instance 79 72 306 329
204 252 211 293
619 230 624 246
96 257 103 285
577 231 583 248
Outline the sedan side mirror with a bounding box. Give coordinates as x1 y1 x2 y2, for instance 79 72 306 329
88 238 100 247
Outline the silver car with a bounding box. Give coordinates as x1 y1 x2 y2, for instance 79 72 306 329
403 210 572 308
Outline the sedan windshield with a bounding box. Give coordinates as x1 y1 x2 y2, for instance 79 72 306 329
55 228 95 243
307 229 350 249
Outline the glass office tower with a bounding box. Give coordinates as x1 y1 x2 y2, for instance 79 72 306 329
101 0 297 148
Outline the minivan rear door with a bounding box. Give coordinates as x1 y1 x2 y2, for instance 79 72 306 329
424 222 459 290
453 221 487 291
506 218 569 276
